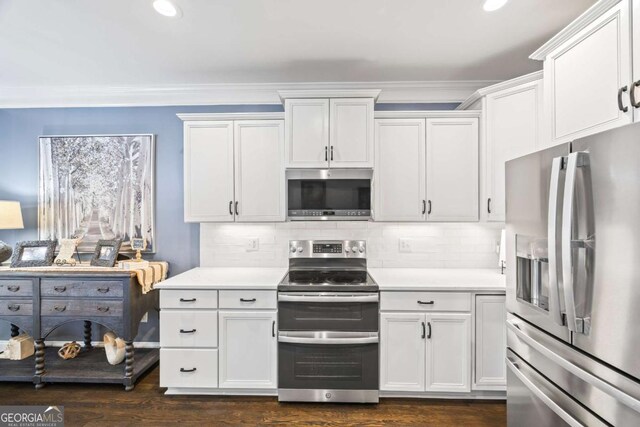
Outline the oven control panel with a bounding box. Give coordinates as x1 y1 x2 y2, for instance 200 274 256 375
289 240 366 258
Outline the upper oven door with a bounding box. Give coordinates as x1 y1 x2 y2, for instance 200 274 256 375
286 169 372 220
278 292 379 332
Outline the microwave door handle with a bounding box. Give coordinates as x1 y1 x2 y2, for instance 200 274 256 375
548 156 566 326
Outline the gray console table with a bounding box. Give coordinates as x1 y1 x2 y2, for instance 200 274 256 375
0 269 159 390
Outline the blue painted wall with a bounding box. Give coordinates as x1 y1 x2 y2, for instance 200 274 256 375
0 101 457 341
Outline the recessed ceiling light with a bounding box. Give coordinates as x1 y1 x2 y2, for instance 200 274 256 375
483 0 508 12
153 0 182 18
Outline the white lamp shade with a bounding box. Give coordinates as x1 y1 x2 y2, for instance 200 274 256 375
0 201 24 230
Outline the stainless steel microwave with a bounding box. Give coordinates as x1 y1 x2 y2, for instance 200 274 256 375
286 169 372 220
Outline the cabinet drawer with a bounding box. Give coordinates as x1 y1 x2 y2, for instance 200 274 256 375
41 299 123 317
0 280 33 297
380 292 471 312
0 299 33 316
219 290 276 309
160 348 218 388
160 290 218 309
41 280 124 298
160 310 218 348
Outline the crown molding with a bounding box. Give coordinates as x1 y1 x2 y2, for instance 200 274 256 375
0 80 500 109
177 112 285 121
278 89 382 103
456 71 543 110
530 0 621 61
374 110 481 119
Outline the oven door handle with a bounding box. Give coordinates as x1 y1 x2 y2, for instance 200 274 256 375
278 332 379 345
278 293 379 303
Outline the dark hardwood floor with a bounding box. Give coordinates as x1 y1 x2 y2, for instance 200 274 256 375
0 365 506 426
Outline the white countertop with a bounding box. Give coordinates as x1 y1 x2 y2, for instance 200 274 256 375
155 267 287 290
368 268 506 292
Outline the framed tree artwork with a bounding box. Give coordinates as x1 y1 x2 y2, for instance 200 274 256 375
38 135 156 253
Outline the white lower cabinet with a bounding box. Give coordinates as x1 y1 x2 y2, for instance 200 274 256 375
474 295 506 390
380 310 471 393
218 310 278 389
160 348 219 388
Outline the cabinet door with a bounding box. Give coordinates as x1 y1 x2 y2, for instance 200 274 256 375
329 98 374 168
218 310 277 389
374 119 426 221
475 295 506 390
426 118 478 222
234 120 285 222
485 80 542 222
285 99 329 168
633 0 640 119
380 312 426 392
184 121 235 222
545 0 631 143
425 313 471 392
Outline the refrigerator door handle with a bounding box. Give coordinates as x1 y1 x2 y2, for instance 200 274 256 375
506 358 585 427
561 151 594 334
548 156 566 326
507 319 640 413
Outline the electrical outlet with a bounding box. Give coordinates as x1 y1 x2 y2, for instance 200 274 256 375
246 238 259 252
399 238 412 253
141 313 148 323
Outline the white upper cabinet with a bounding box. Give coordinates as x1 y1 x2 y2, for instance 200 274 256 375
632 0 640 118
374 119 426 222
426 118 479 222
485 79 542 222
329 98 374 168
285 98 330 168
234 120 285 222
285 97 374 168
534 0 632 144
184 121 235 222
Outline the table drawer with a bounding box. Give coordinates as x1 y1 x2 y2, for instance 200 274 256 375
380 291 471 312
160 348 218 388
219 290 276 309
160 310 218 348
41 299 123 317
41 280 124 298
0 299 33 316
160 290 218 309
0 280 33 297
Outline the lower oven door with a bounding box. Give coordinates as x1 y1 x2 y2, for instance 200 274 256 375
278 292 379 332
278 331 379 403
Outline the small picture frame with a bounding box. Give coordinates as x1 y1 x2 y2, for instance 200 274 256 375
131 238 147 251
90 239 122 267
10 240 57 268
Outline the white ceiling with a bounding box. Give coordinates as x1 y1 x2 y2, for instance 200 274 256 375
0 0 595 97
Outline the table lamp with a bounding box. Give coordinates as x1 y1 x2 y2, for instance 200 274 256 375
0 201 24 263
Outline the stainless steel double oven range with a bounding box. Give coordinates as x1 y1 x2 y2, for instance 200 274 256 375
277 240 379 403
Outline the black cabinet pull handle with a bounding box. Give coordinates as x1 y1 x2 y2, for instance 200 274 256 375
54 286 67 293
97 287 110 293
427 200 432 215
618 85 629 112
235 201 239 216
8 304 20 312
179 298 196 302
417 300 435 305
487 198 492 214
421 321 426 339
180 368 197 373
54 305 66 312
330 146 334 161
272 320 276 337
240 298 257 303
427 321 432 339
631 80 640 108
229 201 233 215
422 200 426 214
97 306 110 313
180 329 197 334
325 146 328 161
7 285 20 292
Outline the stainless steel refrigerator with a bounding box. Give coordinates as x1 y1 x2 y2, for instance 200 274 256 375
505 122 640 426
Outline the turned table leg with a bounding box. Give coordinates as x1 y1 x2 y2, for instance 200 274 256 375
83 321 93 350
10 324 19 338
124 340 134 391
34 339 45 389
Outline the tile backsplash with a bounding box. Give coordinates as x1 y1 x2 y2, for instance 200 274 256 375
200 222 504 269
